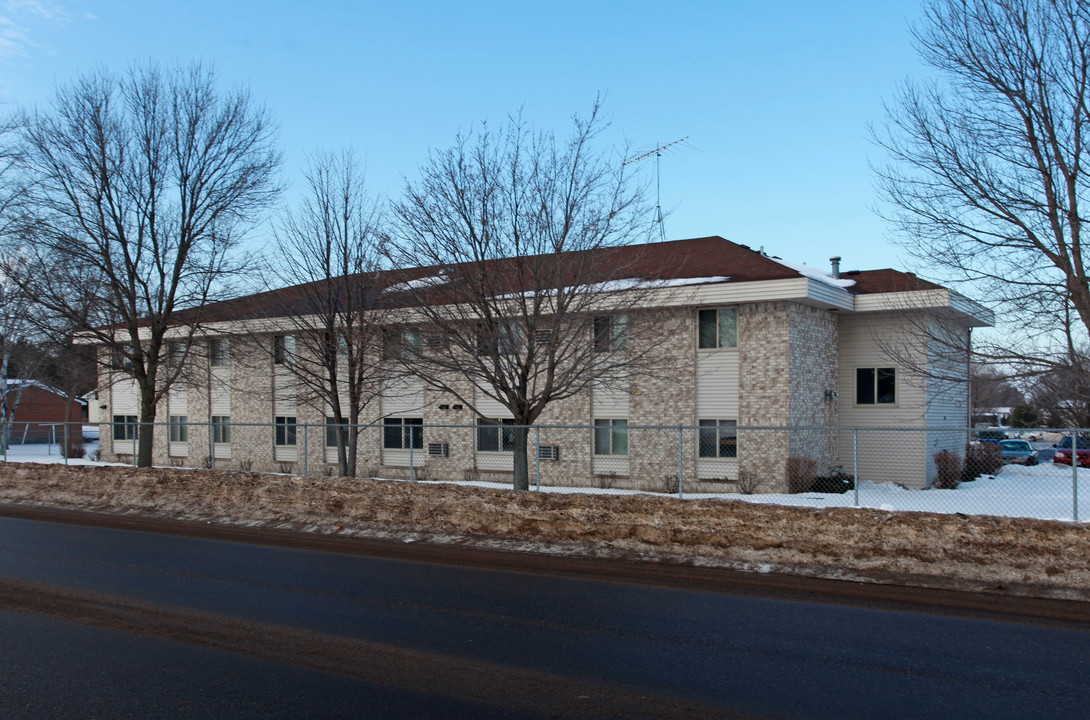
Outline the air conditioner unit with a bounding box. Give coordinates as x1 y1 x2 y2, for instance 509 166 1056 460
427 443 448 457
538 445 559 461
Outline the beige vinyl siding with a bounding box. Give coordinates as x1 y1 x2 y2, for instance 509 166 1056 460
592 377 629 416
382 378 425 416
696 349 739 479
272 367 296 415
837 313 928 488
925 320 971 484
110 378 139 414
210 366 231 416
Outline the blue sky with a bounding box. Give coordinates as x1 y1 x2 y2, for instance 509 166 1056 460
1 0 930 275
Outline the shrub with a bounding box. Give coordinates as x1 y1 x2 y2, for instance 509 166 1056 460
660 473 680 494
61 438 85 459
736 470 760 495
932 450 962 489
786 456 817 493
597 471 618 489
237 459 253 472
963 442 1003 481
809 473 854 494
277 462 295 474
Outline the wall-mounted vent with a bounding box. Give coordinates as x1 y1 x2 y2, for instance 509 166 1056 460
427 443 448 457
538 445 560 461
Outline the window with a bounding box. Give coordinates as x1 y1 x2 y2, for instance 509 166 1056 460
383 417 423 449
169 415 188 443
477 418 515 452
856 367 896 405
166 341 186 368
212 416 231 444
476 323 522 356
699 419 737 458
112 346 135 370
273 335 295 364
594 315 628 352
112 415 137 441
383 329 422 359
275 416 297 446
325 417 349 448
210 338 230 367
698 308 737 349
594 419 628 455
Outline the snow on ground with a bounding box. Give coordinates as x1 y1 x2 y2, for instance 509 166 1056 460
3 442 1087 522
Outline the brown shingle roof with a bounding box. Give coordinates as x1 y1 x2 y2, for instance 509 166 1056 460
191 236 945 324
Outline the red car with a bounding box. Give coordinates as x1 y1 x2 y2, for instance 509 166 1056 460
1053 435 1090 467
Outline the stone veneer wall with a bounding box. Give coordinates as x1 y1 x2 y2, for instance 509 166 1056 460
787 303 839 475
737 302 791 491
101 302 840 494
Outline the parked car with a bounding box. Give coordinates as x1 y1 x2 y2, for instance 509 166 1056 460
1052 434 1090 467
975 428 1007 443
997 439 1038 466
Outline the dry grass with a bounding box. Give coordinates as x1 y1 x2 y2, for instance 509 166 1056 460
2 463 1090 598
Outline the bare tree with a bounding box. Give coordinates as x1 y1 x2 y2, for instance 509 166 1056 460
265 150 387 477
387 104 673 491
5 63 280 466
873 0 1090 374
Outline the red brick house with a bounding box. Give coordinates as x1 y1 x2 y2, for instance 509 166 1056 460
2 381 87 442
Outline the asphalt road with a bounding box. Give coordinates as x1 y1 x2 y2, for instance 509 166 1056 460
1 509 1089 719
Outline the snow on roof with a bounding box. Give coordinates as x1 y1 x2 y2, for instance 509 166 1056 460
766 257 856 288
488 276 732 301
384 274 450 294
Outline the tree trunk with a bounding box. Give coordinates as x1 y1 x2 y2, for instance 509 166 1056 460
137 390 156 468
512 424 530 491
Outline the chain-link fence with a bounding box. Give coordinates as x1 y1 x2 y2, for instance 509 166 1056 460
3 421 1087 522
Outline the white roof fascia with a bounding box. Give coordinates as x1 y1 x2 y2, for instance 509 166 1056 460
853 289 994 327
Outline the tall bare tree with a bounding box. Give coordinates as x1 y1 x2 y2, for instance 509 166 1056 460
5 63 280 466
265 150 387 477
387 104 672 491
874 0 1090 376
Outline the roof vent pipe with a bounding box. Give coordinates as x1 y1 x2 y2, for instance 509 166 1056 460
830 256 841 279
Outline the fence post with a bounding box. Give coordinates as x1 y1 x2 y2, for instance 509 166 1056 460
853 428 859 508
209 423 215 470
303 423 309 477
1074 429 1080 523
678 426 684 499
535 425 541 492
132 424 137 466
64 422 69 466
50 424 55 456
409 430 415 482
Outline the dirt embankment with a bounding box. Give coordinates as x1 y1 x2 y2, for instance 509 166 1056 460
2 463 1089 600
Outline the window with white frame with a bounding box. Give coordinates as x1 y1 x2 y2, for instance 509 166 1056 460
856 367 896 405
325 417 349 448
210 338 230 367
166 341 186 368
112 415 137 440
593 315 628 352
698 419 737 458
594 419 628 455
477 418 515 452
169 415 188 443
273 335 295 364
476 323 522 356
211 416 231 444
383 329 422 359
275 416 297 446
383 417 423 449
697 308 737 349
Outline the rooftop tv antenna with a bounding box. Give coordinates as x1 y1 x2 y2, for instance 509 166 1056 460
625 137 688 242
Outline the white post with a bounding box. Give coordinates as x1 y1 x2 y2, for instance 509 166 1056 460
678 426 684 499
